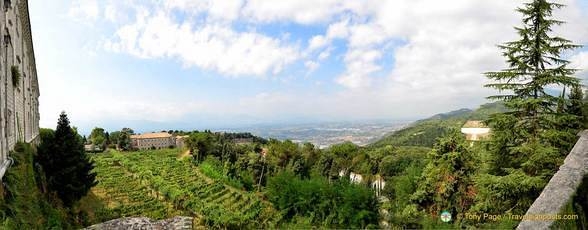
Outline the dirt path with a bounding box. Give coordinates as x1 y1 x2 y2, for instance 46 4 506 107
178 150 191 159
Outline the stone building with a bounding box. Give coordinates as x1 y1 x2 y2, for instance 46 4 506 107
371 175 386 197
0 0 40 180
461 120 490 141
175 135 189 149
131 132 175 150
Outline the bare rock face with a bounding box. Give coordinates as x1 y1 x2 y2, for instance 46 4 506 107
84 216 193 230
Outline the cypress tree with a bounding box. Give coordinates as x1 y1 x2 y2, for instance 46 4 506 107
567 85 585 130
479 0 581 213
39 112 97 206
105 131 110 146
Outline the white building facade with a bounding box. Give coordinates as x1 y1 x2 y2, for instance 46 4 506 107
1 0 40 180
461 121 490 141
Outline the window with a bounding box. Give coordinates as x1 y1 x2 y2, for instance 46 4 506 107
5 110 12 138
4 0 10 12
3 28 10 46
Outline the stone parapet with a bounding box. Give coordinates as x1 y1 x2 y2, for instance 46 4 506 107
84 216 194 230
517 130 588 230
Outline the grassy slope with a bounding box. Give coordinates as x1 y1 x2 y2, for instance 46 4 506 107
369 102 506 148
0 143 72 230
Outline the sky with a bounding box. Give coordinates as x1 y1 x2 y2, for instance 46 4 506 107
29 0 588 135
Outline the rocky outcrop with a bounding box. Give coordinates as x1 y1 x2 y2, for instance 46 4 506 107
84 216 193 230
517 130 588 230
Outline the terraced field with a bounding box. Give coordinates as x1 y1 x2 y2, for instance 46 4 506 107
91 149 277 229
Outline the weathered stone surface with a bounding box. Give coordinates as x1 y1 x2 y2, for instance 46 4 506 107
0 0 40 180
517 130 588 230
84 216 193 230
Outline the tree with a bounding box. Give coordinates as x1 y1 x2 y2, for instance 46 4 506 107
89 127 106 151
266 171 379 228
36 112 97 206
412 131 477 223
566 85 585 130
328 141 360 175
110 131 121 145
485 0 581 140
481 0 581 213
105 131 110 145
186 132 214 162
121 127 134 135
553 85 586 152
118 130 132 151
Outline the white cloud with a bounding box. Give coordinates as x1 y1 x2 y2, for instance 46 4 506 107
68 0 100 21
241 0 346 24
104 4 117 22
106 8 299 76
554 0 588 44
570 51 588 82
326 19 350 39
336 48 381 89
208 0 244 21
59 0 588 126
164 0 244 22
308 35 328 52
318 48 331 61
328 0 523 90
307 19 350 52
304 61 319 73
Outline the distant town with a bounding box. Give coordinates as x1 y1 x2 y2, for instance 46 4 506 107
224 121 411 148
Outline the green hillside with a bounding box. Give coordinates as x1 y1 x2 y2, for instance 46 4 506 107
85 149 277 229
0 143 73 229
369 102 506 148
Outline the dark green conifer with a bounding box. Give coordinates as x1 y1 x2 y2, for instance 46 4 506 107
38 112 97 206
479 0 581 213
567 85 585 130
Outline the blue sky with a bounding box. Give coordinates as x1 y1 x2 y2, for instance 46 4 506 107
29 0 588 135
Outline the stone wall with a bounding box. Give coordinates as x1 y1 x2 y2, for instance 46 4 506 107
84 216 193 230
0 0 40 180
517 130 588 230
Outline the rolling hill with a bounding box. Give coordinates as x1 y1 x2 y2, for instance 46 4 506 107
369 102 507 148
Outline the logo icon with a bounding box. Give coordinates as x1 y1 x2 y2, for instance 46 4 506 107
440 211 452 223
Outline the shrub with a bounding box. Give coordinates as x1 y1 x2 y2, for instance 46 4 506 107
10 66 20 87
239 171 255 191
200 157 223 180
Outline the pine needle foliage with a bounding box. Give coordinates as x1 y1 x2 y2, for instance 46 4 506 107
411 131 477 224
37 112 98 207
480 0 582 214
